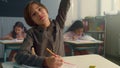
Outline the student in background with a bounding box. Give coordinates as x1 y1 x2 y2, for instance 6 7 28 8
64 20 96 41
0 21 26 40
0 21 27 61
64 20 96 55
15 0 70 68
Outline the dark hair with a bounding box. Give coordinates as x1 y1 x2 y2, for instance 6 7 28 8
66 20 83 32
24 0 48 27
11 21 27 38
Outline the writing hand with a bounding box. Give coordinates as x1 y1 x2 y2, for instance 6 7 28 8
45 55 63 68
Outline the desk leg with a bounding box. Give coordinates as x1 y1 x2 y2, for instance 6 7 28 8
95 44 99 54
69 45 74 56
4 45 7 62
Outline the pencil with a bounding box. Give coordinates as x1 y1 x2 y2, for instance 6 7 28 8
46 48 57 57
46 48 75 65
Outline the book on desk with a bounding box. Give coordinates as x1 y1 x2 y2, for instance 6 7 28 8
64 40 103 44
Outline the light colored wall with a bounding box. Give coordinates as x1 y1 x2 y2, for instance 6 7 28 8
101 0 112 12
78 0 98 18
41 0 60 19
119 0 120 9
101 0 120 15
101 0 112 15
77 0 120 17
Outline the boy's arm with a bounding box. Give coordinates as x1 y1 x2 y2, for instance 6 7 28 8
55 0 70 28
15 32 45 67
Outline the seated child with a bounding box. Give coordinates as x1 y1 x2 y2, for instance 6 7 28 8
64 20 96 41
0 21 27 61
64 20 96 55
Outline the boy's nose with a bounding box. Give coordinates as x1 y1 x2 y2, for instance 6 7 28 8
37 12 42 16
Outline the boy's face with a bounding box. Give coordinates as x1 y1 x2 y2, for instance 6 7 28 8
30 3 50 27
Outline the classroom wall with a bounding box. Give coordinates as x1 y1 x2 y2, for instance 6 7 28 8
77 0 98 18
77 0 120 18
100 0 120 16
100 0 112 15
0 17 30 58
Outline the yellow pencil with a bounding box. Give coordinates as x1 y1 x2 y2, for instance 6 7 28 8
46 48 57 56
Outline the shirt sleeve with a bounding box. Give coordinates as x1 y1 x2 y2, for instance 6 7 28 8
15 31 45 67
64 32 73 40
55 0 70 28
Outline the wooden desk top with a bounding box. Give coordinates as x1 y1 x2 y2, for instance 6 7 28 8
64 40 103 44
2 54 120 68
0 40 23 44
62 54 120 68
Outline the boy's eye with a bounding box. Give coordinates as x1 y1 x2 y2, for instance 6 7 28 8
31 13 36 17
38 8 42 11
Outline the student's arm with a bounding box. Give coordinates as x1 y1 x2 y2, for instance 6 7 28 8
15 31 45 67
0 33 13 40
55 0 70 28
64 32 73 40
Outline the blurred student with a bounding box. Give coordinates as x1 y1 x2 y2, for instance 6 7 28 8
0 21 27 61
0 21 26 40
64 20 96 41
15 0 70 68
64 20 96 55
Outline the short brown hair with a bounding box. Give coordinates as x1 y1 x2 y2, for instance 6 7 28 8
24 0 48 27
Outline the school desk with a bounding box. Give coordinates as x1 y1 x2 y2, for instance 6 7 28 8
0 39 23 62
64 40 103 56
61 54 120 68
1 54 120 68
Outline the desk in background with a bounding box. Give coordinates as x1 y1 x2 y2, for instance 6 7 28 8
1 54 120 68
64 40 103 56
0 40 23 62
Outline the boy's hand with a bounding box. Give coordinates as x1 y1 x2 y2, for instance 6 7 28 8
45 55 63 68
